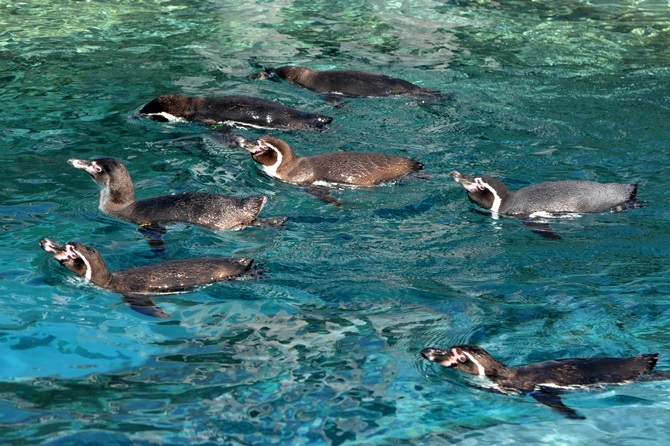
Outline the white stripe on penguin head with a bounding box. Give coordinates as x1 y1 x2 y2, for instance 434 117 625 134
475 178 502 215
70 245 92 282
461 350 486 377
260 142 284 179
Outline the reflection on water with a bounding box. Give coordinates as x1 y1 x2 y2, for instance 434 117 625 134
1 0 670 443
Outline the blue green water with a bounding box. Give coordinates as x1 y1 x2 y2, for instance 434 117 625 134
2 0 670 444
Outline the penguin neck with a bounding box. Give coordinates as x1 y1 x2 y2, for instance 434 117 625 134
98 175 136 216
262 145 298 179
279 66 314 85
74 249 113 289
295 68 317 86
90 266 114 289
474 176 510 215
276 147 298 172
466 352 513 380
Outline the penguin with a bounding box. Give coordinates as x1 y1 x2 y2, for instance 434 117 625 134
69 157 284 249
40 238 254 318
421 345 660 419
245 136 423 205
249 66 451 106
450 170 640 238
140 94 332 130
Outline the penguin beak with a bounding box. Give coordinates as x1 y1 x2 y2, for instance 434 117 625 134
450 171 481 193
69 159 103 176
421 347 467 368
246 139 268 155
40 238 65 255
68 159 94 174
246 69 273 81
39 238 75 261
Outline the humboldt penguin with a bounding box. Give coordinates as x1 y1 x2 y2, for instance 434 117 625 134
69 157 284 249
421 344 661 420
140 94 332 130
250 66 451 105
450 170 640 238
40 237 254 318
245 136 422 205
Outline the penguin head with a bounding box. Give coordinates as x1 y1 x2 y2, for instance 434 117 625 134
272 66 306 83
421 345 508 378
450 171 510 213
250 67 282 82
139 95 191 122
246 136 295 168
40 238 109 284
69 157 135 204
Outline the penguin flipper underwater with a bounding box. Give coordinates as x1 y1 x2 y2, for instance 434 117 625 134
249 216 289 228
138 224 168 256
521 217 561 240
323 94 346 108
305 185 343 207
123 294 171 319
529 389 585 419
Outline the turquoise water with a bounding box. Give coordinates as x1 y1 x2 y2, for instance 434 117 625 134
2 0 670 443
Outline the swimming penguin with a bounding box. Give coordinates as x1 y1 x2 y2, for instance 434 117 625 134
249 66 451 106
69 157 284 248
140 94 332 130
421 345 661 419
40 238 254 318
245 136 423 205
450 170 639 238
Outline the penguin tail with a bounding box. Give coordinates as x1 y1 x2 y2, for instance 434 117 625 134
245 195 269 213
313 114 334 128
641 353 659 372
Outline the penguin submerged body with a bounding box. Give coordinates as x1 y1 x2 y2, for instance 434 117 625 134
245 136 422 204
40 238 254 318
251 66 451 105
140 94 332 130
421 345 660 419
69 157 280 232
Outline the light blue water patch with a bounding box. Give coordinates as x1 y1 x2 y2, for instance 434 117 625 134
1 0 670 444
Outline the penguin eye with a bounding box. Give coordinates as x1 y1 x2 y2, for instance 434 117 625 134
64 245 80 260
91 162 103 173
473 178 488 190
452 348 468 363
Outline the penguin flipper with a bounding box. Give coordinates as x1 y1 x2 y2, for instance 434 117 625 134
521 218 561 240
530 390 585 420
323 94 346 108
305 186 343 206
123 294 171 318
138 224 168 256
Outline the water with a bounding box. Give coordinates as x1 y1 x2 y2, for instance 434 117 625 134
1 0 670 443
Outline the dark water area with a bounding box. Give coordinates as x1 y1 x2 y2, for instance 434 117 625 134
1 0 670 444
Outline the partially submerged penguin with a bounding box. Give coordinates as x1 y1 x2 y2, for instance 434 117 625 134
40 238 254 318
245 136 423 205
140 94 332 130
249 66 451 106
450 170 640 238
69 157 284 248
421 345 661 419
